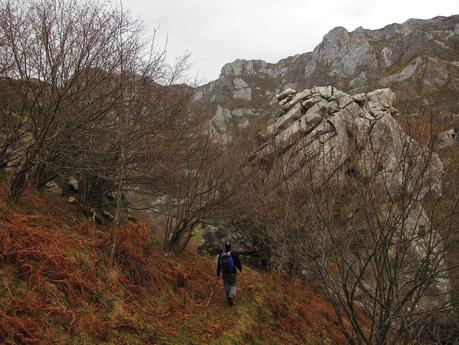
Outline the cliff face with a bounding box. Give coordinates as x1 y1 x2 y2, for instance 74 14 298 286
254 86 443 198
195 15 459 131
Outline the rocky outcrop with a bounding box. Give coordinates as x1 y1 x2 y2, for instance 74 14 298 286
195 15 459 131
200 86 445 274
197 225 248 255
438 128 459 148
197 222 269 268
67 177 79 193
252 86 443 202
248 86 446 307
46 181 63 195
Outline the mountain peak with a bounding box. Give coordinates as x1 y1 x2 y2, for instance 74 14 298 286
324 26 350 40
197 14 459 132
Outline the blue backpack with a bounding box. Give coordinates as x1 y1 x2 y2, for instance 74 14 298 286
220 251 236 273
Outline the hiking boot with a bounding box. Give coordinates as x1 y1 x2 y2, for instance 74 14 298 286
228 297 234 306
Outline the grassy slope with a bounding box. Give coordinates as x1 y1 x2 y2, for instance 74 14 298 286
0 179 345 345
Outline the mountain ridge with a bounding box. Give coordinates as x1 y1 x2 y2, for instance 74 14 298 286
194 14 459 134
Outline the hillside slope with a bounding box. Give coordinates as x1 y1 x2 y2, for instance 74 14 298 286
0 177 345 345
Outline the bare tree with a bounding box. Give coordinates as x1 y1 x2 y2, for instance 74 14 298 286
238 115 458 345
0 0 131 200
0 0 203 271
161 130 237 253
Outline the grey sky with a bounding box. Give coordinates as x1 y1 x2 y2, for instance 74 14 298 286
123 0 458 83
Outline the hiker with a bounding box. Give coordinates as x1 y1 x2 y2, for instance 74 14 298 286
217 242 242 306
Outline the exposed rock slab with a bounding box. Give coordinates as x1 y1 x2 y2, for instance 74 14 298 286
253 86 443 202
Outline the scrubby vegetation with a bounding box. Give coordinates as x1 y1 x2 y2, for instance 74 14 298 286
0 178 346 345
0 1 458 344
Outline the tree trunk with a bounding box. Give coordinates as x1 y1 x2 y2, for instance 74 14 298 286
33 163 56 189
9 169 28 202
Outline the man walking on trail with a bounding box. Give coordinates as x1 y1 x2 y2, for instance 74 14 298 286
217 242 242 306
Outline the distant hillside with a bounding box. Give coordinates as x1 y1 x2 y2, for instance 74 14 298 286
0 175 347 345
194 15 459 133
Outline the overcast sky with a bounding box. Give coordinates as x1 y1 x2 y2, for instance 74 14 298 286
123 0 458 83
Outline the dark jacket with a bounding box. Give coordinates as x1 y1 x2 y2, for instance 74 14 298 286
217 251 242 276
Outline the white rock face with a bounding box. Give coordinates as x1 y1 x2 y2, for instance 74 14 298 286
213 105 232 126
193 89 204 101
381 46 393 67
381 57 422 85
254 86 443 202
276 88 296 101
233 78 248 89
366 88 396 117
233 87 252 101
305 27 378 78
221 59 267 77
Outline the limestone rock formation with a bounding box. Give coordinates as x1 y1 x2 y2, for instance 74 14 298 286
200 87 445 277
253 86 443 201
197 225 250 255
67 176 79 193
195 15 459 132
245 86 445 292
438 128 459 148
45 181 63 195
197 222 268 268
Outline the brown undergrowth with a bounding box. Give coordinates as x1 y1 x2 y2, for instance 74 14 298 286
0 180 346 345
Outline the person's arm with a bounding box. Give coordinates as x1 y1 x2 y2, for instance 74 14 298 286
216 254 221 276
233 252 242 272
